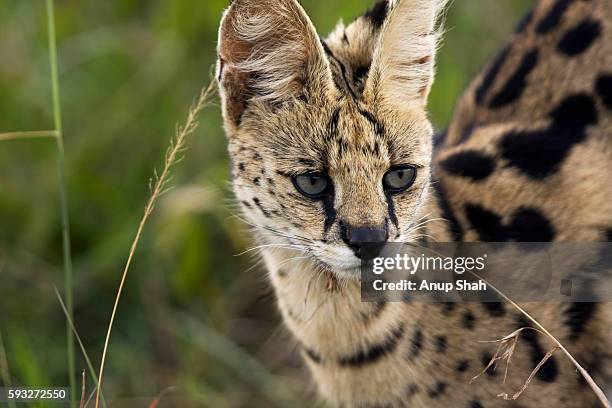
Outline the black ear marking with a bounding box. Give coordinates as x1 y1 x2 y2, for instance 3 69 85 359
558 19 602 56
363 0 389 29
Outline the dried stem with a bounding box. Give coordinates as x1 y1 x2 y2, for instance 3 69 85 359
94 82 216 408
53 286 107 408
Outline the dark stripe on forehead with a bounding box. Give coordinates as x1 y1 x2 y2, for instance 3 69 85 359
358 108 385 136
321 40 358 99
329 107 341 136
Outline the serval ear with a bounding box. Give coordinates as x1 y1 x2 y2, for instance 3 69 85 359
364 0 446 110
216 0 335 129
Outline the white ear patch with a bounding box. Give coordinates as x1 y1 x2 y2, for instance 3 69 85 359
365 0 447 109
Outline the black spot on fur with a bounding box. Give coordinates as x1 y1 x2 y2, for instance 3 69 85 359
481 352 497 376
469 401 484 408
508 208 556 241
517 317 559 382
558 19 602 56
462 311 476 330
253 177 260 186
595 74 612 109
476 45 511 105
500 126 585 178
465 204 556 242
241 201 251 208
238 163 245 171
536 0 572 34
406 383 419 399
456 360 470 372
438 302 455 316
435 336 447 353
339 325 404 367
364 0 389 29
427 381 447 398
482 302 506 317
489 49 539 108
564 303 597 341
440 150 496 181
550 94 598 126
252 197 271 218
433 182 463 241
500 94 596 178
408 328 424 360
363 302 387 322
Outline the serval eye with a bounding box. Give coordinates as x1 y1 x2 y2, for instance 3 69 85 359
292 173 330 199
383 166 417 193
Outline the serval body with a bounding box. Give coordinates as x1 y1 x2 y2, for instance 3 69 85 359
216 0 612 406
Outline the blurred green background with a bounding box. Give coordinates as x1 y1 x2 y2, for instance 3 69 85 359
0 1 532 406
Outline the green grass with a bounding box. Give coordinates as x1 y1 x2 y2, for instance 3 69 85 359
45 0 76 404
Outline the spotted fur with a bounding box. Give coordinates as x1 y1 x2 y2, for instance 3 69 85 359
216 0 612 406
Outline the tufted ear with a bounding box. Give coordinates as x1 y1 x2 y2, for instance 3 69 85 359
216 0 334 128
364 0 445 109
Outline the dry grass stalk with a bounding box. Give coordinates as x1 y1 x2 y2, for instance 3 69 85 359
53 286 107 408
147 386 177 408
498 347 560 401
471 327 561 401
94 82 216 408
79 370 86 408
469 271 611 408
